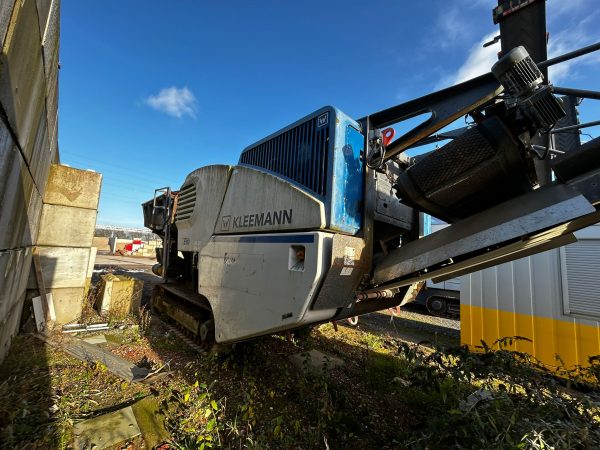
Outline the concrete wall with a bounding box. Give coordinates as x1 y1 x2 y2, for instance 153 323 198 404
0 0 60 362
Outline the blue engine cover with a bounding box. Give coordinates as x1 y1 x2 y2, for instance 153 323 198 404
239 106 364 234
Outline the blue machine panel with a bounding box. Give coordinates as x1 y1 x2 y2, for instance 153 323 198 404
239 106 364 234
331 125 364 232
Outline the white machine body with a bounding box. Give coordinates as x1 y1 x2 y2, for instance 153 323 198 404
198 232 336 342
170 164 363 343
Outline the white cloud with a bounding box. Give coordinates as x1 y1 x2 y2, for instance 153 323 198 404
547 0 589 19
546 11 600 84
439 9 600 89
435 7 469 49
431 0 600 90
436 31 500 89
430 0 491 51
145 86 197 118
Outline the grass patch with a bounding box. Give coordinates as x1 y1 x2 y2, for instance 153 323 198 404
1 323 598 449
364 352 411 388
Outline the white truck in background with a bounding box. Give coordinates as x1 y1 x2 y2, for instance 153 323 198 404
415 278 460 317
414 222 460 317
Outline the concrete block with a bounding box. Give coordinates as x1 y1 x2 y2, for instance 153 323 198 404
36 246 91 288
48 109 58 162
44 164 103 210
73 406 141 449
92 236 110 252
0 247 32 320
42 2 58 136
35 0 52 39
0 0 14 50
49 287 85 324
0 121 36 250
46 61 58 139
82 334 107 345
140 245 158 257
131 397 170 449
21 185 43 247
0 0 47 162
97 274 143 320
40 0 58 80
85 247 97 294
29 105 52 196
55 335 151 381
87 247 97 278
37 204 97 247
0 290 25 363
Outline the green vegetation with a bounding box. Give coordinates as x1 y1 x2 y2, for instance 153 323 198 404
0 321 598 449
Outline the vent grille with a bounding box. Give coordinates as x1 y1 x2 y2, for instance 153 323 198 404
175 183 196 222
239 115 330 197
523 87 566 129
504 57 542 96
564 239 600 318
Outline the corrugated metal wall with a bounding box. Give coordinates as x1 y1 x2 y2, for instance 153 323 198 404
0 0 60 362
461 225 600 370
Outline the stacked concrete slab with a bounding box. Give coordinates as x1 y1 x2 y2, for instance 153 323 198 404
0 0 61 362
97 274 143 321
35 164 102 323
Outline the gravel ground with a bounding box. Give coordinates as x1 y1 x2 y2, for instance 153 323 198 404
341 305 461 350
392 303 460 332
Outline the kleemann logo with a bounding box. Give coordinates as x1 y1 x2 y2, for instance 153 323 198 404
317 112 329 128
221 209 293 231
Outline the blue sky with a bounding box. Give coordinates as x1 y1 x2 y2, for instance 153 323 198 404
58 0 600 227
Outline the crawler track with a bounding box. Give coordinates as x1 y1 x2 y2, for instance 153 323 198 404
162 320 207 354
152 284 216 350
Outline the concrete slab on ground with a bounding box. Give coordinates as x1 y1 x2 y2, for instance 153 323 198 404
41 334 150 382
131 396 170 449
73 405 141 449
289 349 344 375
82 334 107 345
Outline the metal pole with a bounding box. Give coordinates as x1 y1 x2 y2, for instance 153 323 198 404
552 86 600 101
162 188 171 283
551 120 600 134
538 41 600 69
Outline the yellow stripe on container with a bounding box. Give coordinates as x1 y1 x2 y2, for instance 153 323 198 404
461 304 600 370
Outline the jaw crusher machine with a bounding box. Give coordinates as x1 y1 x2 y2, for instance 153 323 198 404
143 1 600 348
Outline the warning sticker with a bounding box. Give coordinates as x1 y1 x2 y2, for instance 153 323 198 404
343 247 356 266
340 267 354 276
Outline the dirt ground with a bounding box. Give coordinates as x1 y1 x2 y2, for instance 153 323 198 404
0 254 598 449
